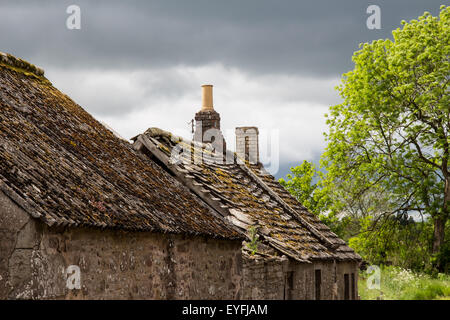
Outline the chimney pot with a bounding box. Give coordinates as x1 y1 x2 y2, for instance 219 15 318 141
201 84 214 111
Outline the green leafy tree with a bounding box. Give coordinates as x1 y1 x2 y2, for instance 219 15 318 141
323 6 450 269
279 161 321 213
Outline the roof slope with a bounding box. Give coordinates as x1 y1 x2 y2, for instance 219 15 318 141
133 128 361 262
0 53 241 239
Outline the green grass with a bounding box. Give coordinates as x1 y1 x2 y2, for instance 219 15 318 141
359 265 450 300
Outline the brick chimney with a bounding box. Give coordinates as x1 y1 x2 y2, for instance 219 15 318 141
194 85 226 152
235 127 259 164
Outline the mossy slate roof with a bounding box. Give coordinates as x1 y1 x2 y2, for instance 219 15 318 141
133 128 361 262
0 53 241 239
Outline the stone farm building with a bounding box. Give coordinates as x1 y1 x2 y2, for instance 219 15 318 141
0 52 361 300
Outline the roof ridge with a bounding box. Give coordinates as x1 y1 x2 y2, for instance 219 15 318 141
143 127 218 151
0 51 44 77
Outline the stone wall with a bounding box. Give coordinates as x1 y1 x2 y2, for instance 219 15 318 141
289 260 359 300
0 189 359 300
241 255 287 299
241 253 359 300
0 189 35 299
336 261 359 300
0 191 243 299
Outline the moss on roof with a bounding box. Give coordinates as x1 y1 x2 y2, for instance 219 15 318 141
0 54 241 239
143 128 361 262
0 51 45 78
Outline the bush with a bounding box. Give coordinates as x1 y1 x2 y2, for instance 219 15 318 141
349 216 438 272
359 265 450 300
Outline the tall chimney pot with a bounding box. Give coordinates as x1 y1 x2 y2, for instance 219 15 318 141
201 85 214 111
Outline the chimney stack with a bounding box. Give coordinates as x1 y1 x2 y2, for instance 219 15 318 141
194 85 226 152
235 127 259 164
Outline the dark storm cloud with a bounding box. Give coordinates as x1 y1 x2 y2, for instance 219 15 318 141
0 0 446 77
1 0 446 179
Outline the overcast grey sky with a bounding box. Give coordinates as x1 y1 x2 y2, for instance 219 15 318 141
0 0 447 177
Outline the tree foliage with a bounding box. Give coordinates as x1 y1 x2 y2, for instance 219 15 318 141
279 161 322 214
322 6 450 268
349 216 432 270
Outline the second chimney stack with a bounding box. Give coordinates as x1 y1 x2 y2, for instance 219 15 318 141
236 127 259 164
